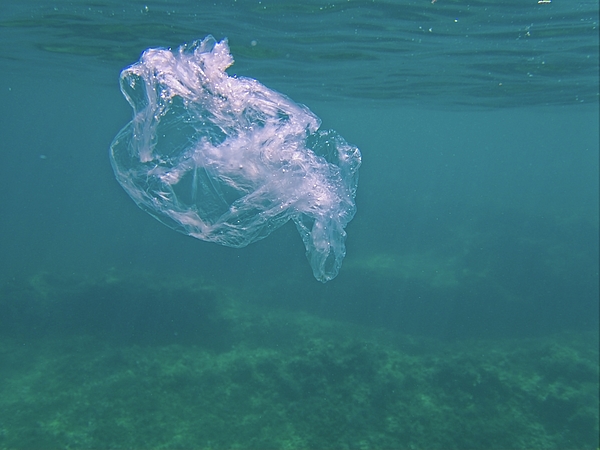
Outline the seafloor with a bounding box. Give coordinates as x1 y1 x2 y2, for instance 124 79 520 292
0 271 598 449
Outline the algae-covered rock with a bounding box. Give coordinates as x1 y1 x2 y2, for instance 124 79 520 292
0 272 597 449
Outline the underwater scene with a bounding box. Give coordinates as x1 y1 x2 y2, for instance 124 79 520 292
0 0 598 449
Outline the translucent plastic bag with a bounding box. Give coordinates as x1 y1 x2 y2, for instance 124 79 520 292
110 36 361 282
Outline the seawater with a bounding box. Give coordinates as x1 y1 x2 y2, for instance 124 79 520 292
0 1 598 448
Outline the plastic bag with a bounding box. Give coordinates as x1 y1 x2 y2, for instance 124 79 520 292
110 36 361 282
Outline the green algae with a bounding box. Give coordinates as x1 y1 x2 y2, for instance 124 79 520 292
0 272 597 449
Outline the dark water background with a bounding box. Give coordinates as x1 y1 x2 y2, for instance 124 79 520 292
0 0 598 448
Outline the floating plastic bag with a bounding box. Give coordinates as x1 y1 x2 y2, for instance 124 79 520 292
110 36 361 282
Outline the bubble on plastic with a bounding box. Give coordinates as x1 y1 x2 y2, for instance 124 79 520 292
110 36 361 282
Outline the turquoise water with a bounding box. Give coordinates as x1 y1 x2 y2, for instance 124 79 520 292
0 1 598 448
